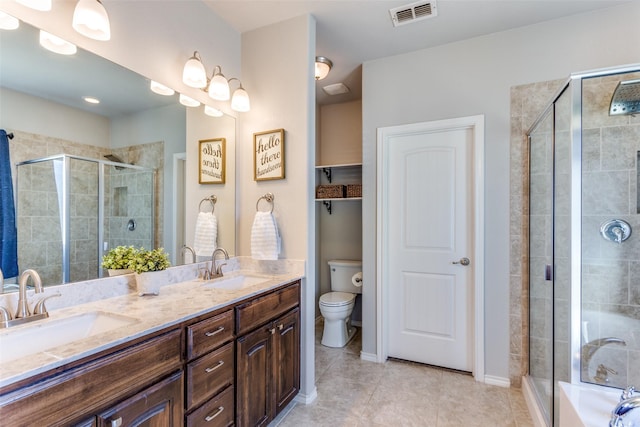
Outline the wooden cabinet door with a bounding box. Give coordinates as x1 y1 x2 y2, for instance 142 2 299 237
97 371 183 427
273 308 300 415
236 325 272 427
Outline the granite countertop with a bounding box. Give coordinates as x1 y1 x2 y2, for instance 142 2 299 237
0 260 304 389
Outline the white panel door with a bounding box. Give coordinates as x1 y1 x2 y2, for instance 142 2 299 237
385 124 473 372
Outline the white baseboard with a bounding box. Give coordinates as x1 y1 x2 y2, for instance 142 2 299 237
294 386 317 405
360 351 378 363
522 376 547 427
484 375 511 388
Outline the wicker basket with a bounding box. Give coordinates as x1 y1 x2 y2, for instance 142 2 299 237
316 185 345 199
346 184 362 198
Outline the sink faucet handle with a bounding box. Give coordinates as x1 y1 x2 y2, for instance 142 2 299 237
33 292 61 315
215 262 227 275
0 306 12 326
622 386 637 401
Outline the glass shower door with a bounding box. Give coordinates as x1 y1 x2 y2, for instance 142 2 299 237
529 107 554 424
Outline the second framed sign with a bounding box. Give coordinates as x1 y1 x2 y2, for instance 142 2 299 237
199 138 226 184
254 128 285 181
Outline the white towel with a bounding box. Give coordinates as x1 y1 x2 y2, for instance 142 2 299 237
251 211 281 260
194 212 217 257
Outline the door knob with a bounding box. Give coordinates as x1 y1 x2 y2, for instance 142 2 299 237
452 257 470 266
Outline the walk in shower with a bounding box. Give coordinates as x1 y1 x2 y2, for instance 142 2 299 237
16 154 155 285
526 64 640 425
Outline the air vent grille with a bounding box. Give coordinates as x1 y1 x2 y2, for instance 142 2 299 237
390 1 437 27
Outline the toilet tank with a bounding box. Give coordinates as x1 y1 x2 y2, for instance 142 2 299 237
328 259 362 294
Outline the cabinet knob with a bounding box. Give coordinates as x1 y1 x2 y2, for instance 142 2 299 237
111 417 123 427
278 324 284 330
269 327 276 335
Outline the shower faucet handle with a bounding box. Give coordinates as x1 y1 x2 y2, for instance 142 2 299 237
621 386 636 401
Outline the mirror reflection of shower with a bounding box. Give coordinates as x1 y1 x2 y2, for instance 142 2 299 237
16 154 155 285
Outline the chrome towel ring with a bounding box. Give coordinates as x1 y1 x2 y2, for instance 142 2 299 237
199 195 217 213
256 193 274 213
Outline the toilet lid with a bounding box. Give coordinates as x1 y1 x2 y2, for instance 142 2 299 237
320 292 355 307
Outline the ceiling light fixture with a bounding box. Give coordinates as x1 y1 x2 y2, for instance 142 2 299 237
16 0 51 11
323 82 350 96
179 94 200 108
182 51 251 112
39 30 77 55
0 12 19 30
150 81 175 96
83 96 100 104
72 0 111 41
315 56 332 80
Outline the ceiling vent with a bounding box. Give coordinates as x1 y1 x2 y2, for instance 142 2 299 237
389 1 437 27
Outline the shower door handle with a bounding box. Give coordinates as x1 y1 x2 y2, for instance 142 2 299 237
545 264 552 281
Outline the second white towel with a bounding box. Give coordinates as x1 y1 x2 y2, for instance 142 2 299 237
251 211 280 260
194 211 217 257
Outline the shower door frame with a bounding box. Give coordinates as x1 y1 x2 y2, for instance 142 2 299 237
16 154 153 283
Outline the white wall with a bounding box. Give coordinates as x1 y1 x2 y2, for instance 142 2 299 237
0 87 110 147
362 2 640 380
239 15 316 400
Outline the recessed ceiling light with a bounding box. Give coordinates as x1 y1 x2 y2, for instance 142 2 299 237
83 96 100 104
322 83 350 96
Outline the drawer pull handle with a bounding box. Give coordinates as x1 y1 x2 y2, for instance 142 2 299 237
111 417 123 427
205 326 225 337
205 406 224 422
205 360 224 373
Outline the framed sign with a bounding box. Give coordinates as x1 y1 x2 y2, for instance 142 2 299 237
199 138 225 184
254 128 285 181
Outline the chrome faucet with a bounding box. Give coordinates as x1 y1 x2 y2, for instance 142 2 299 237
610 387 640 427
15 269 43 318
181 245 196 264
581 337 626 381
210 247 229 278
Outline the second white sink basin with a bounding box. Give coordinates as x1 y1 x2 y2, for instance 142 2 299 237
0 311 139 363
202 274 271 291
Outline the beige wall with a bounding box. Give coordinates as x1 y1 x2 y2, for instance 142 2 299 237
318 100 362 166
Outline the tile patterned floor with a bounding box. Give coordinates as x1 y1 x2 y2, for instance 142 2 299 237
272 322 534 427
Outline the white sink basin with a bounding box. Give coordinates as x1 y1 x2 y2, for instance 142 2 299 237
202 274 271 291
0 311 139 363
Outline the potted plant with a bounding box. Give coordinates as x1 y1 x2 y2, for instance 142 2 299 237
101 245 138 276
130 247 171 296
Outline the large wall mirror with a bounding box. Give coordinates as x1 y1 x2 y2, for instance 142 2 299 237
0 21 236 290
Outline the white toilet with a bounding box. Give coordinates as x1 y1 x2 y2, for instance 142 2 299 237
319 259 362 348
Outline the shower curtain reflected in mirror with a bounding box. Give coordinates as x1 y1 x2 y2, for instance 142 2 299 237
16 154 154 285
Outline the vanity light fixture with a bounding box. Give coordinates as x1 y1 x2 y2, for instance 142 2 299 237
179 94 200 108
182 51 251 112
39 30 77 55
229 78 250 112
0 12 19 30
150 80 175 96
315 56 332 80
204 105 224 117
16 0 51 11
72 0 111 41
182 51 207 89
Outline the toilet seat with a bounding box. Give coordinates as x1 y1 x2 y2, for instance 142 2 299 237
319 292 355 307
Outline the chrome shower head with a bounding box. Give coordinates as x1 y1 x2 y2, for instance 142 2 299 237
609 79 640 116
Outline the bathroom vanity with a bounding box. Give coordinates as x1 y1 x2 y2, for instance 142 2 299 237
0 265 302 427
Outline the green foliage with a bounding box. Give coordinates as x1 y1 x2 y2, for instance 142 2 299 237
129 247 171 274
101 245 138 270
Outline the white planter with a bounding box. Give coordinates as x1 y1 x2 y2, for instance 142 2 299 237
108 269 133 277
135 270 166 296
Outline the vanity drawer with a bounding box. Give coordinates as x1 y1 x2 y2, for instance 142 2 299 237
186 342 234 410
235 281 300 336
187 309 234 360
186 385 234 427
